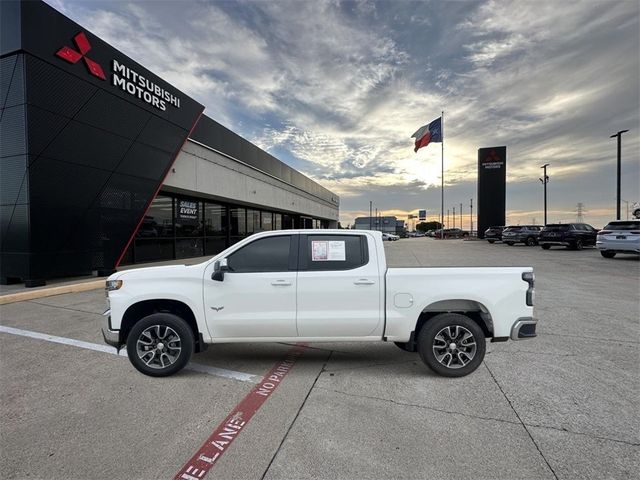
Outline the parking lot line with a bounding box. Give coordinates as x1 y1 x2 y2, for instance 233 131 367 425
174 344 306 480
0 325 260 383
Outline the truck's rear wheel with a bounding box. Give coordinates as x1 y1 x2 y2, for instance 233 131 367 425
126 313 194 377
417 313 486 377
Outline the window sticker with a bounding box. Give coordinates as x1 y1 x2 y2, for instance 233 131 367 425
311 241 328 261
327 241 346 261
311 240 346 261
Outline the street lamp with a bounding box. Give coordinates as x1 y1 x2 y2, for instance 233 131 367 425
539 164 550 225
610 130 629 220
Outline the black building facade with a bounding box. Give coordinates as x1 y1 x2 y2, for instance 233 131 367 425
1 1 338 286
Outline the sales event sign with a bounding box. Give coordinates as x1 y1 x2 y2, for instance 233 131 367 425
177 199 198 223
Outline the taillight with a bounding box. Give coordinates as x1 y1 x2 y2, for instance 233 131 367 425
598 230 612 235
522 272 534 307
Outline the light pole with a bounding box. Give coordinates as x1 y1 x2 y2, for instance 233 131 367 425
447 209 450 227
610 130 629 220
369 201 372 230
470 198 473 234
539 164 550 225
453 207 456 228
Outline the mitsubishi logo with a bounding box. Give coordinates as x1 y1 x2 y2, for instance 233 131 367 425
56 32 106 80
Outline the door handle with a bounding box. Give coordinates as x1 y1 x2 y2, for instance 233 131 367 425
271 280 292 286
354 279 375 285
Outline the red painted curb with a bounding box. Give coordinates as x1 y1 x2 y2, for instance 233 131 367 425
174 344 306 480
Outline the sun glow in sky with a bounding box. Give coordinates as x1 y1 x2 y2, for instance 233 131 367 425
48 0 640 228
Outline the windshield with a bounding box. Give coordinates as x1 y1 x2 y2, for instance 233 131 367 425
504 226 521 232
603 221 640 231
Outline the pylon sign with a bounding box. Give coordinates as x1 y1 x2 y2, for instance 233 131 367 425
477 147 506 238
418 210 427 221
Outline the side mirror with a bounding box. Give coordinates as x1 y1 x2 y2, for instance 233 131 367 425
212 258 229 282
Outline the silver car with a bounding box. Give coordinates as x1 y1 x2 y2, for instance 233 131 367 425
596 220 640 258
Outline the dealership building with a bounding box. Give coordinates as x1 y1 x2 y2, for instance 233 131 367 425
0 1 339 286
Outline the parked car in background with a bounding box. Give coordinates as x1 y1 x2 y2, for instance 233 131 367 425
596 220 640 258
484 226 505 243
443 228 469 239
502 225 544 246
382 233 399 241
538 223 598 250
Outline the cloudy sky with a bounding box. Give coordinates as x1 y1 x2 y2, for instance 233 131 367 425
47 0 639 228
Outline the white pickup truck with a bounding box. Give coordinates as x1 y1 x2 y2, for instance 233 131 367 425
102 230 536 378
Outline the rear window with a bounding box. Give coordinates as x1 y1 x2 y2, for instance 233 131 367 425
604 221 640 231
504 226 521 232
301 234 368 271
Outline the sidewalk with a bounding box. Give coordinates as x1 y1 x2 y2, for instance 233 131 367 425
0 255 212 305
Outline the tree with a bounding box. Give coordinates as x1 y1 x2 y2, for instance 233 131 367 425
416 221 442 232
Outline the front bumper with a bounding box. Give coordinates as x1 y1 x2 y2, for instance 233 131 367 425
511 317 537 340
101 310 122 348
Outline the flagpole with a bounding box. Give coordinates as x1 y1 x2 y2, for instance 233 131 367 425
441 110 444 239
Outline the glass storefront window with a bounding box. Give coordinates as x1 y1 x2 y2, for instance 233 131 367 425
282 214 293 230
247 209 260 233
230 208 246 236
274 213 282 230
176 238 204 259
137 196 173 238
175 198 203 237
261 212 273 231
205 203 227 236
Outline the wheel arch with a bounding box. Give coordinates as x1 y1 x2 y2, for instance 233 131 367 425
121 299 205 352
414 299 493 339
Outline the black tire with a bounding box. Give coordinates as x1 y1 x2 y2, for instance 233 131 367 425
505 242 515 246
417 313 486 377
394 341 416 352
487 239 495 244
601 250 616 258
541 244 551 250
526 237 536 246
126 313 194 377
575 239 583 250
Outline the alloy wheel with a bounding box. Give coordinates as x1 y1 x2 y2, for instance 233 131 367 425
136 325 182 369
432 325 477 369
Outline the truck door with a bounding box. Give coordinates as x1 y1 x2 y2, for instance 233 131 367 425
296 234 382 337
203 234 298 338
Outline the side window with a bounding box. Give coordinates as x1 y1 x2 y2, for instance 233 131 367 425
227 236 292 273
302 235 368 271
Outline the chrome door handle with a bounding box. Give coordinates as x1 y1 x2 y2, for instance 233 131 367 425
354 279 375 285
271 280 292 286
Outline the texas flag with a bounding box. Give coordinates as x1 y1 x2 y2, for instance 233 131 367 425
411 117 442 152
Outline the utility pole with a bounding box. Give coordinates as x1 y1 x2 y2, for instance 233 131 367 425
369 201 372 230
470 198 473 234
610 130 629 220
453 207 456 228
576 202 586 223
460 203 463 229
623 200 629 220
375 208 378 231
447 209 450 227
540 164 550 225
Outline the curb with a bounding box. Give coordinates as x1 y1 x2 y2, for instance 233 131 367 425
0 280 105 305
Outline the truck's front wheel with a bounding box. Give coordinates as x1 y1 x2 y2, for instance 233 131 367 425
126 313 194 377
417 313 486 377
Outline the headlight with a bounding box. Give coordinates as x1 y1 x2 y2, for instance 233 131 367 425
105 280 123 291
